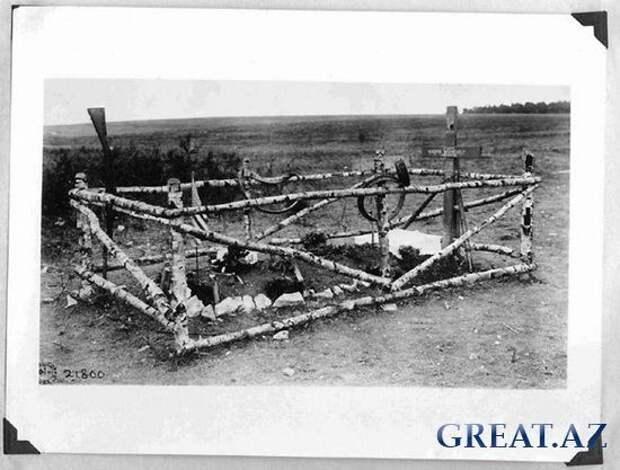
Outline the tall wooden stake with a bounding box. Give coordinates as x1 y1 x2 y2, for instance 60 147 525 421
520 150 535 263
374 149 391 277
442 106 461 248
240 158 253 241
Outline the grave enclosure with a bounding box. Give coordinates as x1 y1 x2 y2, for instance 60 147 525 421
68 106 540 355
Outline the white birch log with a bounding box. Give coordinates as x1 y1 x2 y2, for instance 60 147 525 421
110 166 438 194
520 198 534 262
239 158 254 240
73 266 176 331
70 177 541 219
373 150 391 277
167 178 192 310
469 242 519 258
184 263 536 352
71 201 190 350
460 171 513 180
390 185 538 291
70 189 170 217
168 177 542 217
96 168 513 194
520 151 535 262
74 173 95 300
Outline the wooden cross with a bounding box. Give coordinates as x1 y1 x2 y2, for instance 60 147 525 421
421 106 486 249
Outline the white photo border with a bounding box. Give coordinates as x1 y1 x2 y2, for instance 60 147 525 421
5 7 606 461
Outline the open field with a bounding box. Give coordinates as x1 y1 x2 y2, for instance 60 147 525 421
39 113 569 387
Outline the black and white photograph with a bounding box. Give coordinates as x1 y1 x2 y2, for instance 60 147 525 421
3 6 610 462
40 79 570 388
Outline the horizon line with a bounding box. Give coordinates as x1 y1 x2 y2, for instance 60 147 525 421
45 110 570 128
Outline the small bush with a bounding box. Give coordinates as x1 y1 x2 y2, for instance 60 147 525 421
263 277 304 300
301 231 328 251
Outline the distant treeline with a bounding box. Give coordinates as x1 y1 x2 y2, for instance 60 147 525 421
463 101 570 114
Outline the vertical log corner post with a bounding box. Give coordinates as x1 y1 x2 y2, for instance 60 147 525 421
442 106 461 249
520 150 535 263
374 149 391 277
240 157 253 241
166 177 191 348
74 172 95 300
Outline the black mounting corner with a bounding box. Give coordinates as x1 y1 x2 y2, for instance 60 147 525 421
3 418 40 455
572 11 608 48
566 435 603 466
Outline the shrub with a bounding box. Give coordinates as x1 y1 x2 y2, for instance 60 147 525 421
41 141 242 217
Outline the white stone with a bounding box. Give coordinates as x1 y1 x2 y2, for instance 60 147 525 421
241 295 256 314
241 251 258 265
65 295 77 308
381 303 398 312
332 285 344 296
273 292 305 309
201 304 215 320
215 296 243 316
254 293 272 311
313 288 333 300
215 247 228 263
273 330 289 341
282 367 295 377
185 295 205 318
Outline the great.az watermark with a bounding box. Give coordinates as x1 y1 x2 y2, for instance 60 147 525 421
437 423 607 448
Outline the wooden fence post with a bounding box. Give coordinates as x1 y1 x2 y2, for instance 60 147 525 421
240 158 253 241
442 106 461 248
374 149 391 277
167 178 191 307
74 172 95 300
520 151 534 263
166 178 191 347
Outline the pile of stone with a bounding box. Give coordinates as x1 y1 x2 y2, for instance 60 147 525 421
195 278 369 320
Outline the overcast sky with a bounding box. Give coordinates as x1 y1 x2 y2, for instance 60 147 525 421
44 79 569 126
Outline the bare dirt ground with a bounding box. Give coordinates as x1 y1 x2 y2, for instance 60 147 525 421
39 114 568 388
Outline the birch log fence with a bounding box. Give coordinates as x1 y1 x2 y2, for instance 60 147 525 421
68 106 540 355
